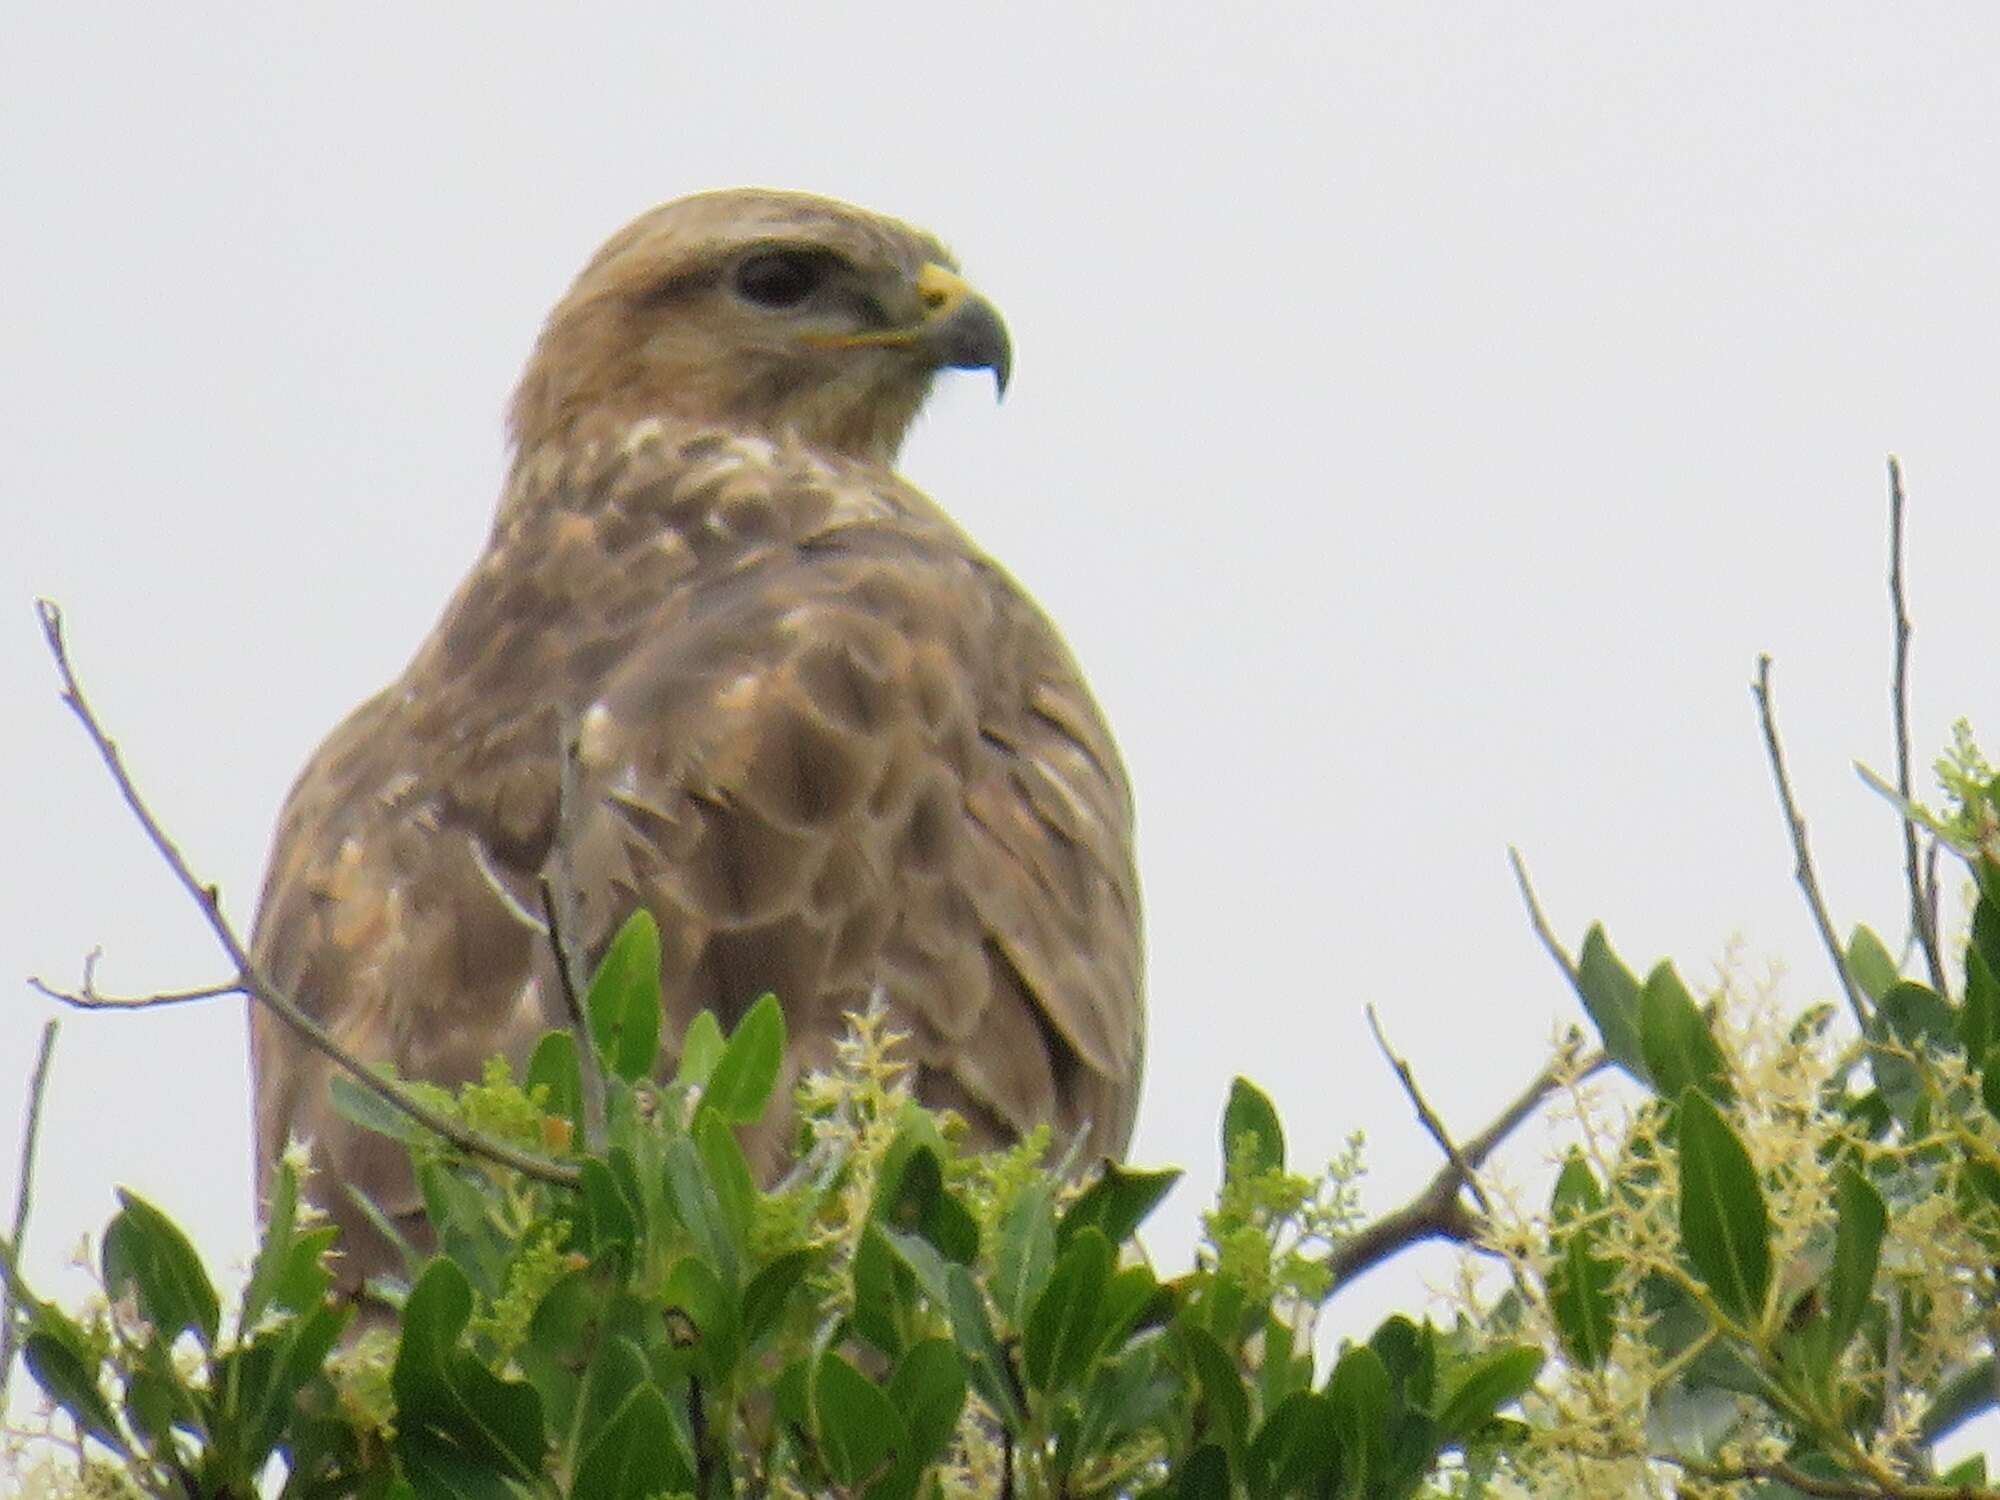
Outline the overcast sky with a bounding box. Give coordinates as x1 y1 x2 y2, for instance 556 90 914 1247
5 2 1998 1393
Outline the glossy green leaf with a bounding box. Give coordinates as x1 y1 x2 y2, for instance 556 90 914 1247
1434 1345 1543 1441
888 1337 968 1472
945 1264 1023 1428
1000 1184 1064 1328
391 1259 545 1484
1222 1075 1285 1177
704 992 785 1124
1965 938 1999 1060
662 1135 740 1290
1056 1163 1182 1253
1845 924 1900 1003
1174 1443 1232 1500
811 1350 906 1489
573 1381 696 1500
577 1156 638 1254
21 1332 126 1455
103 1189 220 1348
1247 1389 1338 1492
1675 1088 1771 1324
1546 1153 1616 1369
525 1029 582 1140
1177 1322 1249 1464
1638 961 1733 1106
742 1248 817 1347
695 1106 756 1251
675 1008 727 1087
585 909 663 1082
1326 1344 1390 1491
663 1253 740 1379
1828 1163 1886 1350
1576 924 1648 1080
853 1222 911 1358
1025 1227 1113 1391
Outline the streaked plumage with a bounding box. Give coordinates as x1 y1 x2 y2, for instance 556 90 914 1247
249 190 1143 1287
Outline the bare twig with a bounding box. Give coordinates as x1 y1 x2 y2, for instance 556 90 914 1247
1664 1453 1998 1500
1366 1006 1494 1218
0 1020 59 1410
1753 655 1872 1032
539 874 607 1152
1888 457 1949 994
1508 846 1585 994
28 949 240 1009
1327 1029 1604 1288
34 599 580 1190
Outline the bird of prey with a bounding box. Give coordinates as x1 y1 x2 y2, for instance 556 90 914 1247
248 189 1144 1288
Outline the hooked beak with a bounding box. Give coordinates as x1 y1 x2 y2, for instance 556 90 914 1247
814 262 1013 396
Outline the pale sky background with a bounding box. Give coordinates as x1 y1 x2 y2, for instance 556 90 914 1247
5 0 1999 1427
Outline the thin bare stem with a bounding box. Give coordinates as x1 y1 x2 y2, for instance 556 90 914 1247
1508 845 1584 994
1366 1006 1493 1217
539 875 607 1152
1327 1028 1604 1288
1889 457 1949 993
28 949 240 1010
34 599 579 1190
0 1020 59 1410
1664 1453 1998 1500
1753 654 1872 1032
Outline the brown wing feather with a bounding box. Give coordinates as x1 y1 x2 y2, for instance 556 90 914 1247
249 423 1142 1285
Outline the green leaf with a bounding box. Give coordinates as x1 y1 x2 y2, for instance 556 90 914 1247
526 1029 582 1141
1546 1152 1616 1369
21 1331 127 1455
1965 939 1999 1060
695 1106 757 1251
1177 1322 1249 1465
676 1008 727 1087
1248 1389 1339 1492
1828 1163 1885 1350
887 1338 968 1471
1222 1076 1285 1177
1000 1184 1064 1328
811 1350 907 1489
585 908 663 1082
742 1248 817 1347
1845 924 1900 1003
1434 1345 1543 1441
392 1259 546 1485
853 1222 912 1358
1675 1088 1772 1324
1056 1163 1182 1253
1325 1344 1390 1491
1576 924 1648 1081
945 1265 1024 1428
662 1135 740 1290
328 1068 424 1143
1025 1228 1114 1392
703 992 785 1124
1174 1443 1232 1500
662 1253 740 1379
1638 961 1733 1106
103 1189 220 1348
577 1156 638 1254
572 1381 696 1500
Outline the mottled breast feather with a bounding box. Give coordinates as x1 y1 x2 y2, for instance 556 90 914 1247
249 421 1143 1286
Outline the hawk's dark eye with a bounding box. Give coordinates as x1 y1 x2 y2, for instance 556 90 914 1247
732 250 828 310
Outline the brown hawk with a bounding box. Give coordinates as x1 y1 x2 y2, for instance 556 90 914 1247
248 189 1144 1287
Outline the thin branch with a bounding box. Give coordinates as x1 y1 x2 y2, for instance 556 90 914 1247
1665 1453 1999 1500
0 1020 59 1411
1508 845 1585 995
1367 1006 1494 1217
1327 1028 1604 1288
28 949 241 1010
1889 456 1949 993
34 599 580 1190
539 875 607 1152
1753 654 1872 1032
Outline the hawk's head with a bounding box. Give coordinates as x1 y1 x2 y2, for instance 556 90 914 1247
508 189 1011 465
